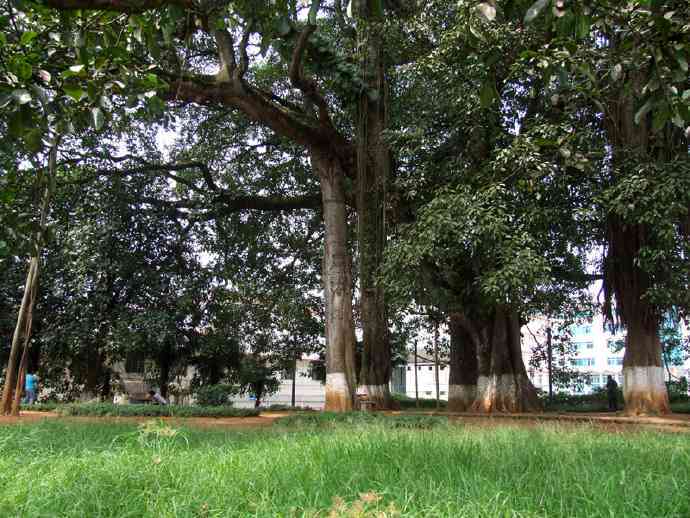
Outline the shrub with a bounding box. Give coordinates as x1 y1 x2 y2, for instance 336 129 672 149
667 377 689 402
193 384 236 406
20 402 59 412
58 403 259 418
263 404 318 412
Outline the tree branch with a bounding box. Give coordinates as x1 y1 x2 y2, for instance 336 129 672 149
289 24 332 126
213 28 237 82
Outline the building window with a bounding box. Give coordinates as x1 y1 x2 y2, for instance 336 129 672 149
407 366 411 371
576 341 594 352
428 366 433 371
607 357 623 366
125 352 145 374
571 358 595 367
571 324 592 336
440 391 446 395
425 391 432 396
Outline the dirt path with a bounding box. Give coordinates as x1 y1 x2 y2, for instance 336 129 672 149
2 410 689 433
391 410 690 434
0 411 288 428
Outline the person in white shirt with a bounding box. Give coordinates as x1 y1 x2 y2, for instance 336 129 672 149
148 390 168 405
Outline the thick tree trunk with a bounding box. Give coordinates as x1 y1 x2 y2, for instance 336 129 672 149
356 2 392 410
605 214 670 415
605 218 670 415
83 347 103 400
312 151 357 411
602 69 672 415
623 321 669 415
447 313 478 412
471 307 540 413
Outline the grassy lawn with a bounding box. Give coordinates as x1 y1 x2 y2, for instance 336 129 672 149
1 417 689 517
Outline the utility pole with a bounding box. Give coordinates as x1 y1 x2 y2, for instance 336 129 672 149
414 340 419 408
434 320 440 411
291 351 297 408
547 324 553 403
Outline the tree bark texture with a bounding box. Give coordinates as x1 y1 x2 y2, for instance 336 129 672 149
313 151 357 411
602 68 674 415
356 5 392 409
470 307 540 413
606 217 669 415
1 258 39 414
447 312 478 412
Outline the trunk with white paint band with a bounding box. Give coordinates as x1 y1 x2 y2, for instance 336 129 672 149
621 321 670 415
623 366 667 413
470 307 540 413
313 151 357 412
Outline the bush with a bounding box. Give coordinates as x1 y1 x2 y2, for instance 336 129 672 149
263 404 318 412
193 384 236 406
667 377 689 403
20 402 59 412
58 403 259 418
274 412 448 429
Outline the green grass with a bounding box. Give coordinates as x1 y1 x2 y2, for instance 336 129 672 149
1 417 688 517
56 403 260 418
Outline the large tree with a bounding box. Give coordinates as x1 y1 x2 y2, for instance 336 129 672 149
1 0 425 410
522 0 690 414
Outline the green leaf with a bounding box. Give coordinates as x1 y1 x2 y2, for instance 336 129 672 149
524 0 548 24
15 61 32 80
12 89 32 104
676 53 688 73
20 31 38 46
634 99 653 125
277 17 291 36
63 85 86 102
90 107 104 131
23 128 43 152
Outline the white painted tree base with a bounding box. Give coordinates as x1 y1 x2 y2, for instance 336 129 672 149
623 366 665 393
325 372 353 411
623 366 670 415
472 374 539 413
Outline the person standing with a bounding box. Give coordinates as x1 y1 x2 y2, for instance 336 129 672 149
24 371 38 405
606 375 619 412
